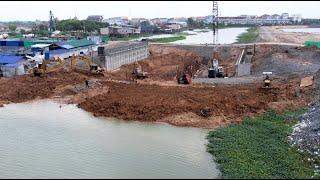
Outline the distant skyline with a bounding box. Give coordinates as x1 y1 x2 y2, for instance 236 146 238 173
0 1 319 21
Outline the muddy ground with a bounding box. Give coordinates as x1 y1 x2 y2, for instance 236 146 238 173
0 45 318 128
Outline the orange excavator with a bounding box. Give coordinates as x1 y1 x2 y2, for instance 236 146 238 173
176 64 193 84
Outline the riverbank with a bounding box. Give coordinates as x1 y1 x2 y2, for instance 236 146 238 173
235 27 258 43
257 25 320 44
113 31 194 42
207 109 317 179
149 35 186 43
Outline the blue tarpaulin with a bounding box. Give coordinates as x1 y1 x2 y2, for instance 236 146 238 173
3 63 21 67
0 55 24 64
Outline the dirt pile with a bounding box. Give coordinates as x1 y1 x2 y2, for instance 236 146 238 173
251 45 320 76
78 80 304 128
105 46 204 82
0 70 88 104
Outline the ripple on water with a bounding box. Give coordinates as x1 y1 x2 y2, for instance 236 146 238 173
0 100 220 178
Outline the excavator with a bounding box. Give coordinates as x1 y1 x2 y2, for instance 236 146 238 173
208 51 224 78
70 55 104 75
208 59 224 78
177 64 193 84
131 63 148 81
32 58 64 77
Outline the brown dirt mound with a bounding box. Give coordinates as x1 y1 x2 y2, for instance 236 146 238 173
0 70 88 103
78 80 303 128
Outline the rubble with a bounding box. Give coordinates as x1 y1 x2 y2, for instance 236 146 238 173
300 76 314 87
289 101 320 175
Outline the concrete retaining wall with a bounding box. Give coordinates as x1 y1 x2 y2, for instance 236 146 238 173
236 63 252 77
98 42 149 71
151 44 247 59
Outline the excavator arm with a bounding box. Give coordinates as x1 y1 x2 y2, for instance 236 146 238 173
70 55 104 75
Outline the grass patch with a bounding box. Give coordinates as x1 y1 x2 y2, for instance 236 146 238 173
194 29 210 33
149 35 186 43
113 34 154 41
177 32 197 36
236 27 259 43
207 109 316 179
113 32 193 41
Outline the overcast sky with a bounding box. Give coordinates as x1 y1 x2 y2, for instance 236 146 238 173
0 1 319 21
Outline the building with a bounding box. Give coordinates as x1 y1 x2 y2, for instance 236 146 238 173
291 14 302 23
96 42 148 71
0 54 26 77
161 23 183 33
271 14 281 20
100 27 109 35
219 13 294 25
281 13 289 19
0 38 99 77
100 25 140 37
87 15 104 22
130 18 148 26
140 21 156 33
104 17 129 26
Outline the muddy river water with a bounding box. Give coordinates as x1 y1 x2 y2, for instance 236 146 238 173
0 100 220 178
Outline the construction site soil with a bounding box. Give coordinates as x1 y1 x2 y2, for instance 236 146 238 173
0 45 318 128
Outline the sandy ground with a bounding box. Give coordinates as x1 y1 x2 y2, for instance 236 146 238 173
258 25 320 44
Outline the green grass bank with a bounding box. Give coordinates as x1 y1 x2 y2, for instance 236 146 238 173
149 35 186 43
236 27 259 43
207 109 317 179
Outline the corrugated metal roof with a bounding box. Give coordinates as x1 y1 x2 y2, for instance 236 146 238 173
0 55 24 64
3 63 21 67
31 44 51 48
60 44 74 49
58 39 94 49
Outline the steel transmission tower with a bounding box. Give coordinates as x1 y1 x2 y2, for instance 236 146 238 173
49 10 56 37
212 1 219 44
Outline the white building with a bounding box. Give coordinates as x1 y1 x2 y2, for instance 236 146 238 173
291 14 302 23
281 13 289 19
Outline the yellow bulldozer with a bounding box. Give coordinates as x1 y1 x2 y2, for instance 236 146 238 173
70 55 104 75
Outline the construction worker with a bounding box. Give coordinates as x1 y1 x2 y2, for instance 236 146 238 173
85 80 89 88
264 75 271 88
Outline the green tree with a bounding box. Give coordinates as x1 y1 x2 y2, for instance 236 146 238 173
9 24 17 32
187 18 195 28
20 29 26 34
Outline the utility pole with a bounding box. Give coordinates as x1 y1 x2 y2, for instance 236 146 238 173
49 10 56 37
212 1 219 45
